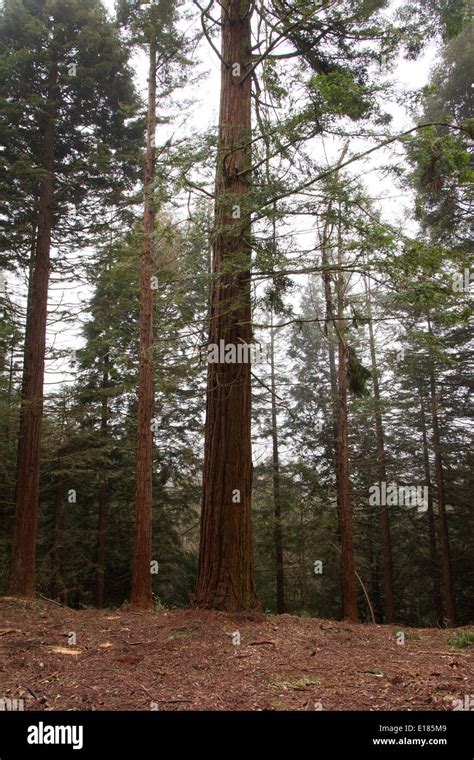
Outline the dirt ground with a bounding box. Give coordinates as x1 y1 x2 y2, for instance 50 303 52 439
0 597 472 711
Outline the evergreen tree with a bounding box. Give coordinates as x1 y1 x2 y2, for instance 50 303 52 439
1 0 141 596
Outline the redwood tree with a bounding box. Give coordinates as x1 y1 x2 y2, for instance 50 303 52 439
336 261 358 622
116 0 188 609
11 51 57 596
194 0 260 611
1 0 140 596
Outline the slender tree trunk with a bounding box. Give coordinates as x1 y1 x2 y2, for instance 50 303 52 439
418 386 443 624
257 66 284 613
50 480 63 600
365 279 395 623
321 224 344 616
320 145 348 617
270 314 285 613
96 484 108 608
367 518 383 623
131 36 156 610
4 341 15 443
323 276 339 459
336 227 358 622
195 0 259 611
96 352 110 608
427 318 455 626
9 60 57 596
257 79 284 613
299 499 309 613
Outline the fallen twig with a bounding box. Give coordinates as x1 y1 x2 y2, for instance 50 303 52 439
140 684 156 701
417 650 466 656
38 594 67 609
37 671 59 684
248 640 276 646
158 699 194 704
140 685 194 705
121 636 163 646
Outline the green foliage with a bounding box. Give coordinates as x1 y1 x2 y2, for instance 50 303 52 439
447 631 474 648
309 71 376 121
347 346 372 397
397 0 470 45
22 210 208 606
0 0 143 265
406 22 473 247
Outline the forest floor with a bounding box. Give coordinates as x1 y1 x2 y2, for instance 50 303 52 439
0 597 472 711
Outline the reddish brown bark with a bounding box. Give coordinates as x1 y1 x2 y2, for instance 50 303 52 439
365 280 395 623
336 242 358 622
321 224 344 614
131 36 156 609
194 0 259 611
320 146 348 617
9 60 57 597
427 320 455 626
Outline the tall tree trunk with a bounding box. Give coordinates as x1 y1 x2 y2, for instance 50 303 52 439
96 484 108 608
4 341 15 443
195 0 259 611
96 352 109 608
336 227 358 622
321 224 344 616
365 279 395 623
367 517 383 623
9 60 57 597
131 36 156 609
418 386 443 624
257 79 284 614
299 499 309 614
320 144 348 617
270 314 285 613
427 318 455 625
